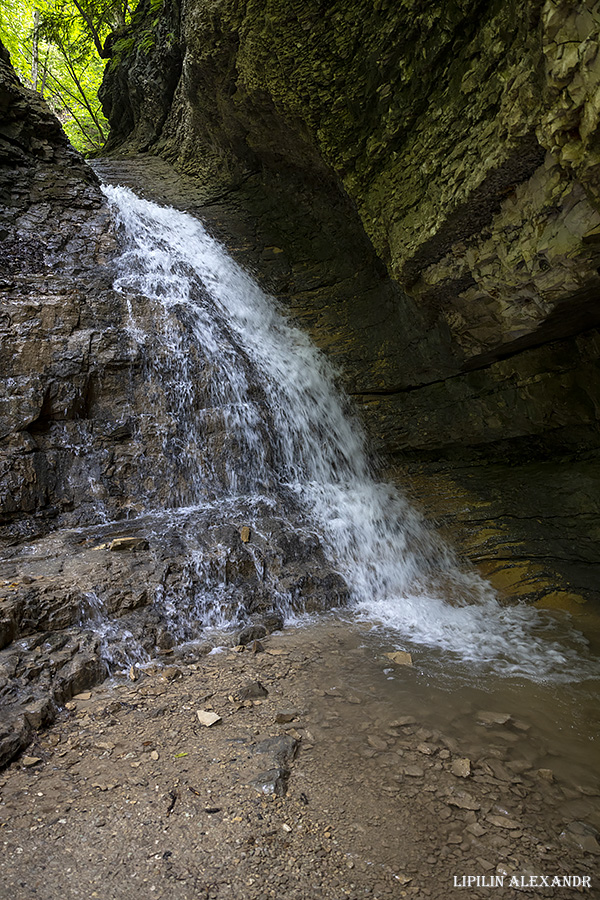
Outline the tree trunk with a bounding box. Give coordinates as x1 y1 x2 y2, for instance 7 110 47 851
31 8 40 91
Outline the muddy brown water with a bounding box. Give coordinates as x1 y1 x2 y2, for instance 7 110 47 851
265 614 600 799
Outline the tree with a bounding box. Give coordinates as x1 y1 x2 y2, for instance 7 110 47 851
0 0 132 154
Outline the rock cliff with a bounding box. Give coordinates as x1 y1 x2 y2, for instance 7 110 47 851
0 40 346 764
100 0 600 607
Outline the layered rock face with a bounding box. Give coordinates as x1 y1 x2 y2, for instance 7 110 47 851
100 0 600 605
0 43 347 764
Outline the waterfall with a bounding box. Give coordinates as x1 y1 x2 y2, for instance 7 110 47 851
102 184 598 682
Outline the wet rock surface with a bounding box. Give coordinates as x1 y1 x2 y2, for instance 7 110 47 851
0 622 597 899
0 507 350 766
97 2 600 606
0 46 353 765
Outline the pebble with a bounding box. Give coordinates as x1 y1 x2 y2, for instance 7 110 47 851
237 681 269 700
447 792 480 811
197 710 222 726
162 667 182 681
477 711 511 726
477 857 496 871
417 743 437 756
559 821 600 854
450 758 471 778
403 765 424 778
487 815 521 830
22 756 41 767
384 651 413 667
367 736 388 751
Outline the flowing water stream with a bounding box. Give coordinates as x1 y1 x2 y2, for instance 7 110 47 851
102 184 600 689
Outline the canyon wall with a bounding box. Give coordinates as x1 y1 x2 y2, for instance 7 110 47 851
99 0 600 606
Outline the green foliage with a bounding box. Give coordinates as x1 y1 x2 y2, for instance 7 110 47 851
138 29 156 54
108 0 164 70
0 0 132 154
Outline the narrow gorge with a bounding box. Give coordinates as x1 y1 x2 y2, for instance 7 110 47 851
1 2 600 896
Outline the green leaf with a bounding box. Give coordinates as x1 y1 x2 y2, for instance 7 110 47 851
0 0 133 154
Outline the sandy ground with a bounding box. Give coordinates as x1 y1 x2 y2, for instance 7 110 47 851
0 621 597 900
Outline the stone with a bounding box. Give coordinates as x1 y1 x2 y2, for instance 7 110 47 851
237 625 268 646
196 710 222 727
447 792 481 811
274 710 299 724
403 765 424 778
109 537 150 552
451 758 471 778
447 834 463 844
249 768 289 796
367 735 388 751
476 858 496 872
237 681 269 700
559 821 600 854
384 651 413 667
162 667 182 681
240 526 251 543
22 755 41 767
248 734 299 796
487 815 521 830
417 743 437 756
477 711 512 726
260 612 285 633
23 696 55 730
156 631 175 651
253 734 299 767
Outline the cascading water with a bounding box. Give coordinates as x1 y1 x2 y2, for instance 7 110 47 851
102 184 599 682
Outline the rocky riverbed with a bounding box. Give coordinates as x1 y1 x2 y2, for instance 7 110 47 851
0 620 597 899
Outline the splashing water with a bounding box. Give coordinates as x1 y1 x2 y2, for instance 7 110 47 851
102 184 599 682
